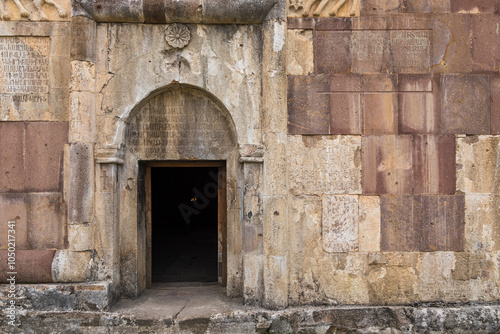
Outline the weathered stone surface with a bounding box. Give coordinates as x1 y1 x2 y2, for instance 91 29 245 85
322 195 358 252
441 74 490 134
367 266 418 304
71 17 96 62
329 92 362 134
69 92 95 143
406 0 452 13
398 92 437 133
451 0 497 13
0 250 54 283
457 136 500 194
314 30 351 74
362 135 414 194
358 196 381 252
288 135 362 195
287 17 315 30
0 282 110 311
287 30 314 76
68 223 94 252
288 0 361 18
288 75 330 134
27 193 67 249
412 134 456 194
492 76 500 134
381 195 465 251
25 122 68 192
471 15 500 73
126 86 236 160
360 0 406 14
431 15 472 73
0 193 28 250
66 143 94 223
363 93 398 134
0 122 25 192
70 61 95 92
52 250 92 283
465 195 500 252
0 0 69 21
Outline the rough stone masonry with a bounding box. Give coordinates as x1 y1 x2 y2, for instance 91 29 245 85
0 0 500 332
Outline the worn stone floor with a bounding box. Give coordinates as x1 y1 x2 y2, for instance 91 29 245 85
111 283 252 321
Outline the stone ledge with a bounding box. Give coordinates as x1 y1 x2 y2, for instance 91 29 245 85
0 282 110 312
1 304 499 333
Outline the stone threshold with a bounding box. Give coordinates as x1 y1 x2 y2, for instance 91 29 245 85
1 283 500 333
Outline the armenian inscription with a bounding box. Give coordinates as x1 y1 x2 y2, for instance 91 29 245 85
0 37 50 118
351 30 430 73
126 88 235 160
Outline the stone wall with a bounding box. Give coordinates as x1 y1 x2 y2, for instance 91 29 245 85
0 0 498 316
286 0 500 305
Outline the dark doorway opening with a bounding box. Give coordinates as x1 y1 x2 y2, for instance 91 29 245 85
149 165 222 284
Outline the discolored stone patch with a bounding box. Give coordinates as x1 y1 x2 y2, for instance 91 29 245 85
322 195 359 252
441 74 490 135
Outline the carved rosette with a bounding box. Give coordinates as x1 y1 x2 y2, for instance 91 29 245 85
165 24 191 49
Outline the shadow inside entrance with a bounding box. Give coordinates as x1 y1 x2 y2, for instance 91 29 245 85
151 167 219 283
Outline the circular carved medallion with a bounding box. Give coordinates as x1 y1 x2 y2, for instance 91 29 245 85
165 23 191 49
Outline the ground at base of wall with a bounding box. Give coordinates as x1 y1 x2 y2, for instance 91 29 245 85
1 303 500 333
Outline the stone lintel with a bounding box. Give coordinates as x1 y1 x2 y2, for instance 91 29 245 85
95 147 125 165
77 0 277 24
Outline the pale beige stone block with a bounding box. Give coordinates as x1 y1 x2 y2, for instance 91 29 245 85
322 195 359 252
287 29 314 75
288 135 362 195
68 223 94 252
457 136 500 194
52 249 92 282
465 194 500 252
358 196 381 252
69 92 95 143
70 61 96 92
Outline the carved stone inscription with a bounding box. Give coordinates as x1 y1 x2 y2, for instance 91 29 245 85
351 30 430 73
0 37 50 117
126 88 236 160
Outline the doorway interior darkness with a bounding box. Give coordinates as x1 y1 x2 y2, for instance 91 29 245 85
146 161 227 288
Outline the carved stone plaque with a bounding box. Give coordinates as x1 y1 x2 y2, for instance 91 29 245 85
0 37 50 118
126 87 236 160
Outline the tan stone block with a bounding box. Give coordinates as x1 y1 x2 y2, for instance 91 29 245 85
465 195 500 252
27 193 67 250
67 143 94 223
68 223 94 252
70 61 96 92
363 93 398 135
288 135 362 195
71 17 96 62
359 196 381 252
69 92 96 143
0 194 28 250
263 196 287 255
457 136 500 194
362 135 413 194
322 195 359 252
418 252 457 302
367 266 418 304
51 249 92 282
263 133 288 196
287 29 314 76
263 255 288 309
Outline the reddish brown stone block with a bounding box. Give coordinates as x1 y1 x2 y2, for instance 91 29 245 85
380 195 421 251
25 122 68 192
431 15 472 73
329 74 362 92
27 193 68 250
451 0 497 13
362 74 398 92
381 194 465 251
288 75 330 134
418 195 465 251
407 0 451 13
471 15 500 73
353 13 431 30
413 134 456 194
314 31 351 74
362 135 414 194
351 30 388 73
363 93 398 135
360 0 407 15
314 17 352 31
398 92 439 134
441 74 490 134
492 76 500 134
329 93 362 134
0 122 25 193
0 250 55 283
0 193 28 250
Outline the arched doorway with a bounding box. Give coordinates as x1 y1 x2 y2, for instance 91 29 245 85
118 84 240 297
